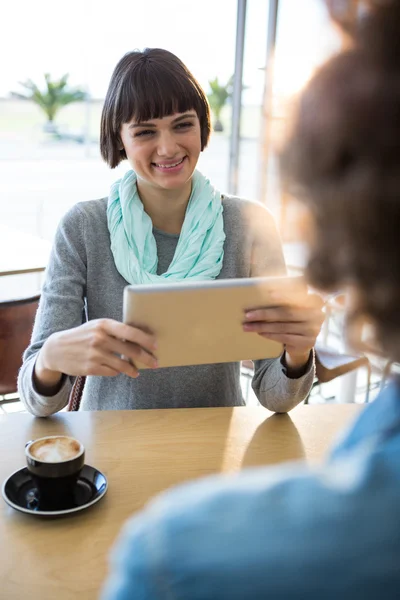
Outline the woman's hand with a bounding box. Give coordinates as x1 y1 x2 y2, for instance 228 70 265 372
243 291 325 372
34 319 158 392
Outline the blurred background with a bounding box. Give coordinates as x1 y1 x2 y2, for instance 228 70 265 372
0 0 340 246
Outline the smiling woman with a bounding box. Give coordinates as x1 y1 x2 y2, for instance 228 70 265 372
17 47 323 416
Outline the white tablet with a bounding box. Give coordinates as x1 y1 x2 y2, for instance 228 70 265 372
123 276 305 369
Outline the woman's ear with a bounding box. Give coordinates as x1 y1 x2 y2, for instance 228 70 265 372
116 133 124 151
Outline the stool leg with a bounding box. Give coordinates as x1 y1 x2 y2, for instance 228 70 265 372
304 380 319 405
365 363 371 403
380 360 393 391
245 373 251 403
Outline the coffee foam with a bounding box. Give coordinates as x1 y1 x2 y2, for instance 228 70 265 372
29 437 82 463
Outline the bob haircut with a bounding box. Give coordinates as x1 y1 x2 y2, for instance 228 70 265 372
100 48 211 168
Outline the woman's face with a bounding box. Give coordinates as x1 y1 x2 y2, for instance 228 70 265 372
120 111 202 193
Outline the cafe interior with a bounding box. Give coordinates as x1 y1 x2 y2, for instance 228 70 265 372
1 0 399 598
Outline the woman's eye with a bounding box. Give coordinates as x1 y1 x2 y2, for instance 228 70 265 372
134 130 154 138
176 122 194 130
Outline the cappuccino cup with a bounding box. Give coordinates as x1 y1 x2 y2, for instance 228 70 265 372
25 436 85 509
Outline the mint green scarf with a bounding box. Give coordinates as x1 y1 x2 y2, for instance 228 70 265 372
107 169 225 284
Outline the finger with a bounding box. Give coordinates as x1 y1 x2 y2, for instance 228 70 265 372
101 353 140 378
258 332 315 350
121 325 158 354
84 347 140 378
244 306 316 323
243 321 320 337
107 337 158 369
99 319 157 353
85 364 121 377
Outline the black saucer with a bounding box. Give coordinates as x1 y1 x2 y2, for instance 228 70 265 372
2 464 108 517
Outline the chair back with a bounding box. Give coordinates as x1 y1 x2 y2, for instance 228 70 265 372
67 375 86 411
315 345 369 384
0 294 40 395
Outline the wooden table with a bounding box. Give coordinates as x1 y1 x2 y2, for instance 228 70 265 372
0 225 51 276
0 404 362 599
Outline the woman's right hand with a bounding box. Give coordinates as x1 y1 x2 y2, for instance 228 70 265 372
34 319 158 393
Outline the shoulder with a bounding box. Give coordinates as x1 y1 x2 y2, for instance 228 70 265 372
221 195 282 258
60 197 108 227
222 194 276 225
221 194 279 239
101 462 362 598
57 198 108 240
104 447 400 598
51 198 109 256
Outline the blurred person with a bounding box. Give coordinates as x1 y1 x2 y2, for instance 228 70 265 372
100 2 400 598
18 48 322 416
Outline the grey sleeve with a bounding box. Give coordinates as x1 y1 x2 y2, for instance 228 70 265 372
18 204 87 417
249 203 315 412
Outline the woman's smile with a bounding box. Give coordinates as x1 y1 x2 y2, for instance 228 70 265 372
151 156 187 173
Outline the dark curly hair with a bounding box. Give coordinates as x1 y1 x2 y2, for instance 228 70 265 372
282 0 400 361
100 48 211 169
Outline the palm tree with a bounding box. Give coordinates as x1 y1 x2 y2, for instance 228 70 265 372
207 76 234 132
11 73 87 133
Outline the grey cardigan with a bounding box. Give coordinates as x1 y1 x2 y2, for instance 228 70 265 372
18 195 314 416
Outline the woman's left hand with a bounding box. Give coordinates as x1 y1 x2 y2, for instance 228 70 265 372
243 291 325 372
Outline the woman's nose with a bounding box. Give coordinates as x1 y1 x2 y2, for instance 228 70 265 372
156 132 179 157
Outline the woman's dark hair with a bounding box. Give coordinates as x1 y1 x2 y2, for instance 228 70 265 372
100 48 211 168
282 0 400 360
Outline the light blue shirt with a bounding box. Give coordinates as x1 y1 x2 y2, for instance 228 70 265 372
101 382 400 600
